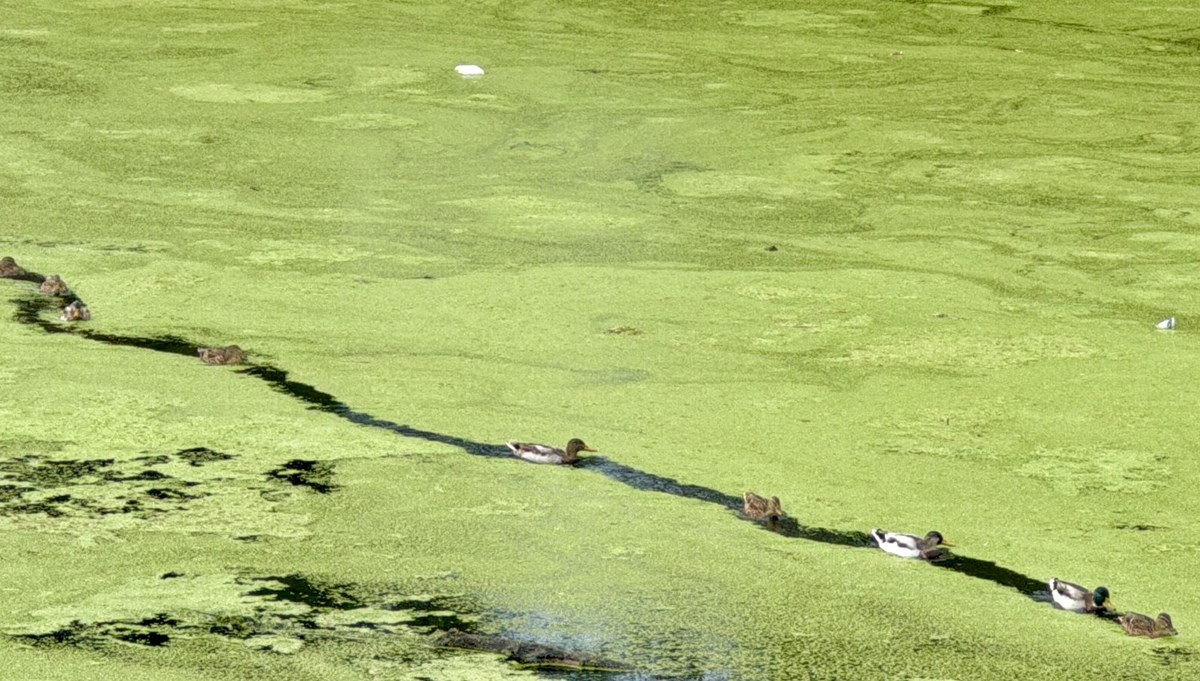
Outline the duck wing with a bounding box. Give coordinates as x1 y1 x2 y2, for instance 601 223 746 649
1050 578 1089 600
506 441 567 464
506 442 560 456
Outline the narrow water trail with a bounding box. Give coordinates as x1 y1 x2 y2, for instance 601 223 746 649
5 270 1059 605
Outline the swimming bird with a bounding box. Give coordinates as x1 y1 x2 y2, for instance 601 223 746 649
870 529 951 560
59 300 91 322
743 492 784 522
1117 612 1176 638
39 275 71 297
505 439 595 465
1048 578 1112 613
0 256 25 278
198 345 247 365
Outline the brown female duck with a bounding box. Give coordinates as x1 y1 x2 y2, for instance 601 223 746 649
39 275 72 297
742 492 784 522
198 345 247 365
0 256 26 278
1118 612 1176 638
506 438 595 465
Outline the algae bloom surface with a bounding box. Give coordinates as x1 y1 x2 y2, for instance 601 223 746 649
1 1 1199 679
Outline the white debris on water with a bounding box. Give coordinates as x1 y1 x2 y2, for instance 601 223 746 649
1156 317 1176 330
454 64 485 77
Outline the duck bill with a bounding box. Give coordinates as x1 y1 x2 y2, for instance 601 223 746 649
582 446 597 452
940 541 955 547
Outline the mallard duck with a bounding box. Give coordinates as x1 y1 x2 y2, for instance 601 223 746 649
0 256 25 278
870 529 951 560
197 345 247 365
1118 612 1176 638
1048 578 1112 613
59 300 91 322
743 492 784 521
39 275 71 297
505 439 595 465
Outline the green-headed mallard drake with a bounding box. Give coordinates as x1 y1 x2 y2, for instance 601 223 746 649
505 439 595 465
1049 578 1112 613
198 345 247 365
870 529 951 560
39 275 71 297
1118 612 1176 638
0 256 25 278
743 492 784 522
59 300 91 322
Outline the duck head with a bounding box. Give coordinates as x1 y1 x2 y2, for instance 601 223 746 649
565 439 596 457
925 531 952 547
1093 586 1112 608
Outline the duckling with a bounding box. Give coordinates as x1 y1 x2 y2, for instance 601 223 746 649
1118 612 1176 638
39 275 71 297
742 492 784 522
505 439 595 465
870 529 951 560
1048 578 1113 613
0 256 26 278
197 345 247 365
59 300 91 322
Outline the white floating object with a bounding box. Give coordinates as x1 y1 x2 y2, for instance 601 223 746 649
1156 317 1176 330
454 64 485 77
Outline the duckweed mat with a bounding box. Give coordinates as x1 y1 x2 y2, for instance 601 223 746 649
6 273 1064 612
4 0 1200 679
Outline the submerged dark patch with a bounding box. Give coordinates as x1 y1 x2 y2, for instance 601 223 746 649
175 447 235 467
246 574 363 610
0 447 317 527
1150 645 1195 667
6 573 507 666
265 459 337 494
435 629 632 672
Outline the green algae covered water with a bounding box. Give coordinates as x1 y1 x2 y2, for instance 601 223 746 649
2 1 1199 678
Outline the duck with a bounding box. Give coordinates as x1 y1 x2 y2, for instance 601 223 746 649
743 492 784 522
59 300 91 322
39 275 71 297
870 529 951 560
1048 578 1113 613
1117 612 1176 638
0 256 25 278
505 439 595 465
197 345 247 365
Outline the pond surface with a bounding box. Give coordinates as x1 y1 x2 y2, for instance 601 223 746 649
1 1 1198 679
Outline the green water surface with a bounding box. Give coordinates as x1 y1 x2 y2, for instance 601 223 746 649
1 1 1198 679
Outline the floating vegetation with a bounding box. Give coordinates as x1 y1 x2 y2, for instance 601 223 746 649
0 448 320 538
5 572 632 675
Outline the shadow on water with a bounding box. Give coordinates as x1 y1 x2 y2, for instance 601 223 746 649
14 297 197 356
238 364 510 459
583 456 876 549
932 555 1046 598
6 280 1052 607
